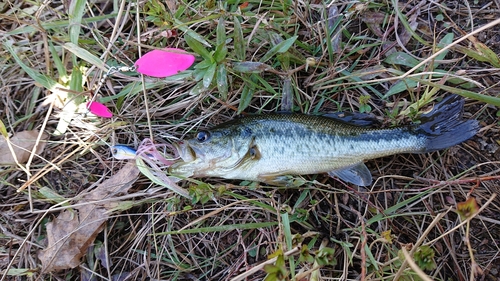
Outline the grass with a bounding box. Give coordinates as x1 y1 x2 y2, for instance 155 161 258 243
1 0 500 280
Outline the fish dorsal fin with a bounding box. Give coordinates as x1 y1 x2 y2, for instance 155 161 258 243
328 163 372 186
323 112 379 127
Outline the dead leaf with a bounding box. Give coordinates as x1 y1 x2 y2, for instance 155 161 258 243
0 130 48 165
38 162 139 272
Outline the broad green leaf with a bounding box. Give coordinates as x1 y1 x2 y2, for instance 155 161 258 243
216 17 226 46
233 16 245 61
174 18 212 47
232 62 271 73
185 34 212 61
382 79 418 99
384 52 421 69
217 64 228 100
213 43 228 63
203 63 217 88
192 67 206 82
435 33 454 62
260 35 298 63
238 81 254 114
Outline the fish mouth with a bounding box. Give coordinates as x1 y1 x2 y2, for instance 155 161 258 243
173 141 198 163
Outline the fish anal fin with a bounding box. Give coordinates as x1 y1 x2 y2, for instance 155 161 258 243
258 173 305 187
328 163 372 186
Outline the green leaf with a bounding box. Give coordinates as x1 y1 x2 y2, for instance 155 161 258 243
185 34 212 61
49 41 66 78
63 42 106 70
384 52 421 69
383 79 418 99
216 17 226 46
435 33 454 61
0 120 8 138
213 43 228 63
217 64 228 100
203 63 217 88
232 62 271 73
260 35 297 63
233 16 245 61
455 43 500 67
238 75 257 114
69 67 84 93
68 0 86 44
174 18 212 47
194 59 213 70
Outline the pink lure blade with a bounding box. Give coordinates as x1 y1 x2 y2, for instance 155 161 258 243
135 48 195 78
87 101 113 118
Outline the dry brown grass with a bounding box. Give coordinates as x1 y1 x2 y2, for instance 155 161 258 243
1 0 500 280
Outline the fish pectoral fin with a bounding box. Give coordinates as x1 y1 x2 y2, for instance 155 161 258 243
328 163 372 186
259 173 306 187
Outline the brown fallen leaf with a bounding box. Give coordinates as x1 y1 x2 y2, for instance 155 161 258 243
38 162 140 272
0 130 48 165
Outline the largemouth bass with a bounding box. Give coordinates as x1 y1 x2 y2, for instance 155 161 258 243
169 95 479 186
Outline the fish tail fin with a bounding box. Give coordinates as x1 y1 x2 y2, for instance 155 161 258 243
415 95 479 153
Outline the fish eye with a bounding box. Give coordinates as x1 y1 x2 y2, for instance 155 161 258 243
196 131 211 142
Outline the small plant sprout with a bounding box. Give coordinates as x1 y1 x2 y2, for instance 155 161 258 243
456 197 480 220
413 245 437 271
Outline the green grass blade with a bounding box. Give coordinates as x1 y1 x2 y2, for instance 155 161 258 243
260 35 297 63
63 42 106 70
4 40 65 92
68 0 86 44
